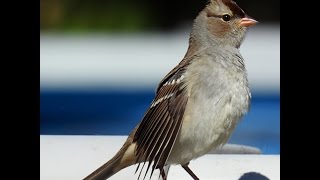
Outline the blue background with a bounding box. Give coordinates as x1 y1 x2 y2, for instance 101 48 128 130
40 90 279 154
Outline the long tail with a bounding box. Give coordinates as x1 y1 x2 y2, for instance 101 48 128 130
84 140 137 180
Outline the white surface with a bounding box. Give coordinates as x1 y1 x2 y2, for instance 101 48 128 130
40 24 279 93
40 135 279 180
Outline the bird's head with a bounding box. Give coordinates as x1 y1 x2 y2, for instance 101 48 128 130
191 0 257 48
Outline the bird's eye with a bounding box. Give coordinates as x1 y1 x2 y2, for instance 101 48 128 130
222 14 231 22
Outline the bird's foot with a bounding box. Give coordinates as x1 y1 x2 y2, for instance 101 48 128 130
160 168 167 180
181 163 199 180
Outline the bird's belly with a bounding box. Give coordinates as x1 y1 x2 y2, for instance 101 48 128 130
167 88 249 165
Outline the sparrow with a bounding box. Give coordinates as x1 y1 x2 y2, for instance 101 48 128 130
84 0 257 179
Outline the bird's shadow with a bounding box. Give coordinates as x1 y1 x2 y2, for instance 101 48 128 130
238 172 270 180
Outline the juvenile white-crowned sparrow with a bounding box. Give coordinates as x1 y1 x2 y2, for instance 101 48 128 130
84 0 257 179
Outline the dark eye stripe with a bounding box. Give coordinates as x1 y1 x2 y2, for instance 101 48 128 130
206 11 222 18
206 11 232 21
207 11 233 19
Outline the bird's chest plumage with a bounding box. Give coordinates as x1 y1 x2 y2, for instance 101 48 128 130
168 55 251 164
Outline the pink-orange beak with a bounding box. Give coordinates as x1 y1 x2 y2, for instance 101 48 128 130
239 17 258 27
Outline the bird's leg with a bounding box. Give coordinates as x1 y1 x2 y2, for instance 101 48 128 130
160 167 167 180
181 163 199 180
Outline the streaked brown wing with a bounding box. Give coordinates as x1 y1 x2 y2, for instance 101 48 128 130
133 71 188 179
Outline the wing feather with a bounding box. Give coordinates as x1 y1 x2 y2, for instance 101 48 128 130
133 70 189 179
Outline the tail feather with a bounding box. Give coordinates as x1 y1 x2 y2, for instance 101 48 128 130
83 153 122 180
84 142 137 180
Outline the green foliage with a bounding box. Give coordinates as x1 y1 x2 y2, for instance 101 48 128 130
40 0 279 32
41 0 152 32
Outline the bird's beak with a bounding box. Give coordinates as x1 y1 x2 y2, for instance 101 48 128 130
239 17 258 27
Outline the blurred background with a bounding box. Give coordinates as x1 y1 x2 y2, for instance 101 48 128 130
40 0 279 154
